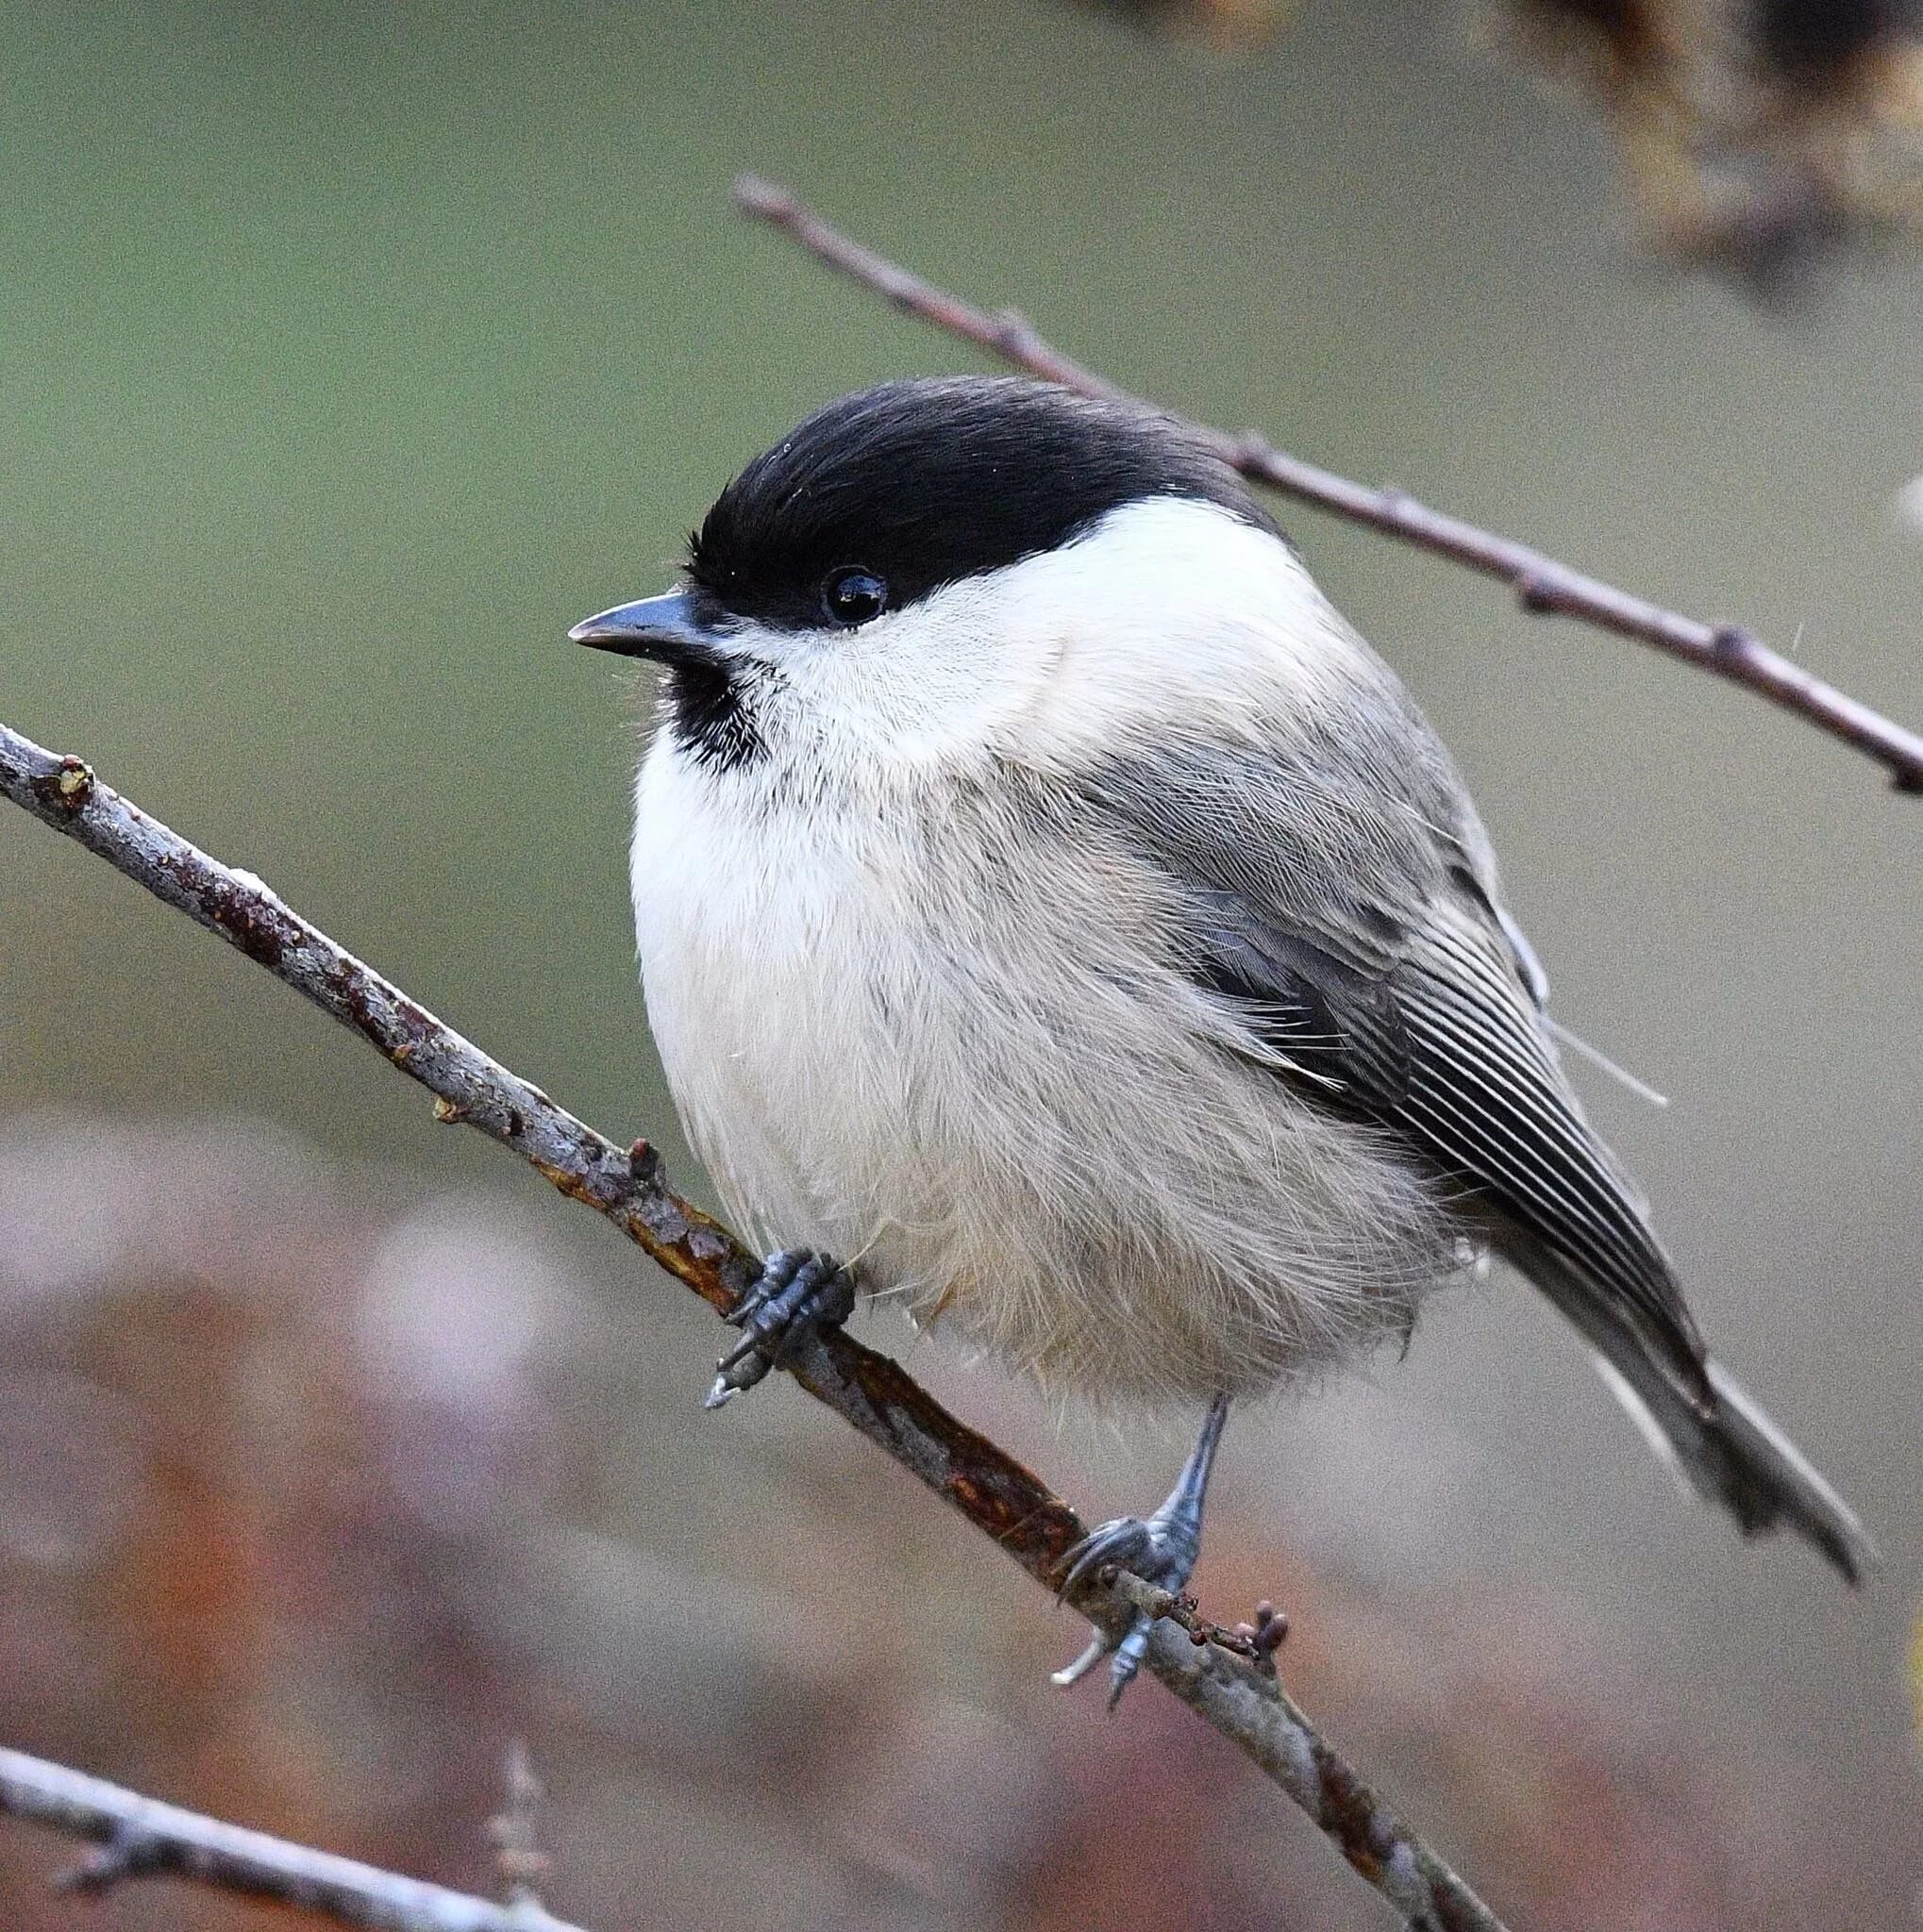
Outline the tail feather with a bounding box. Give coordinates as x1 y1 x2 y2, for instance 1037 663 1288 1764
1591 1349 1873 1584
1512 1241 1873 1583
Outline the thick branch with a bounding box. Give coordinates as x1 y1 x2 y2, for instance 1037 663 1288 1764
0 720 1507 1932
731 174 1923 796
0 1747 579 1932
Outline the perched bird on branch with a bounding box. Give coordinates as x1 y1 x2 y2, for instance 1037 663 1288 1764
574 375 1868 1704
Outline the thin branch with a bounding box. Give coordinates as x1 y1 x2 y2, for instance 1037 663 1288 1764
730 173 1923 796
0 1746 581 1932
1 721 1508 1932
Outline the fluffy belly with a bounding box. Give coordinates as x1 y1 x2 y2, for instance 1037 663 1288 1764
844 1086 1456 1407
632 765 1461 1408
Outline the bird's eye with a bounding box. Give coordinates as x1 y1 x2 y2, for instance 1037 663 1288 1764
822 568 888 626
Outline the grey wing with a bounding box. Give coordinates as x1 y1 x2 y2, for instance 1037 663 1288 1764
1075 738 1714 1411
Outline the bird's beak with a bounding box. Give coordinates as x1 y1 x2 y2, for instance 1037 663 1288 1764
569 589 716 661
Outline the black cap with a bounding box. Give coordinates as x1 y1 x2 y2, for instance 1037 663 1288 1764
685 375 1275 632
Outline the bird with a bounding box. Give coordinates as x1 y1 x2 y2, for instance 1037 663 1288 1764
572 374 1869 1704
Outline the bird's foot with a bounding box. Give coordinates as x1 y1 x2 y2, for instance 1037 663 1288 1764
1051 1502 1204 1710
1056 1506 1202 1605
1051 1393 1230 1709
705 1247 855 1409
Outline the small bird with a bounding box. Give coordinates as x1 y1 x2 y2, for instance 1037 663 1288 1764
574 375 1868 1703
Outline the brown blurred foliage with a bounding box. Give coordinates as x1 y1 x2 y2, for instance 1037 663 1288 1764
1499 0 1923 288
0 1119 1877 1927
1081 0 1923 287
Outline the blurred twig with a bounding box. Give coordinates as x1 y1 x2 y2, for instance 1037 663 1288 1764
490 1743 552 1914
0 719 1508 1931
731 173 1923 796
0 1746 579 1931
1071 0 1291 50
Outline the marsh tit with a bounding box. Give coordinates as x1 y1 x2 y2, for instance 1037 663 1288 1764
574 376 1868 1703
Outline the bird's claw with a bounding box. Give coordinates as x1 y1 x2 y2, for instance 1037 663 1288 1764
1052 1507 1202 1709
1052 1605 1159 1710
704 1247 855 1408
1054 1511 1198 1604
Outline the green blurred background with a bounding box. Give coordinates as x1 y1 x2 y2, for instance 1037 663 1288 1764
4 2 1920 1925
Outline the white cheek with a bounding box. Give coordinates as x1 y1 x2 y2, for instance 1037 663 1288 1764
760 601 1051 774
998 498 1352 751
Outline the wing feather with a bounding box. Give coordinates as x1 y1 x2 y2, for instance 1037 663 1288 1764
1077 740 1712 1408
